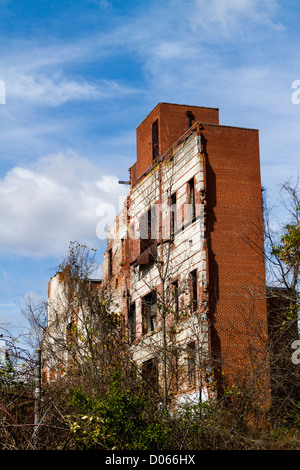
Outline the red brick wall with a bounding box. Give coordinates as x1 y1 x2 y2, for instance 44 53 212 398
129 103 269 394
202 124 268 384
135 102 219 182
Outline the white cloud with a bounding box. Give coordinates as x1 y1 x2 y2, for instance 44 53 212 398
7 72 136 107
192 0 283 36
0 0 294 260
9 73 100 106
0 34 138 108
151 42 186 60
0 151 129 258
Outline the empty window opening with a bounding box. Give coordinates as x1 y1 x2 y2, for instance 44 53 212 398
108 248 113 278
128 302 136 342
140 210 150 253
188 177 196 222
187 341 196 387
142 357 158 389
152 119 159 160
190 269 198 312
170 192 177 238
140 207 156 253
186 110 195 129
172 280 179 318
142 291 157 335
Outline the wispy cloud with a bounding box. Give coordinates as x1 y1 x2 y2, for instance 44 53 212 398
0 0 296 263
6 70 136 107
0 33 137 108
8 73 100 106
191 0 284 37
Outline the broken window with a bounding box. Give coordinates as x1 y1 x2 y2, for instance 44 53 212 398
188 177 196 222
172 280 179 318
186 110 195 129
140 208 151 253
170 192 177 239
128 302 136 342
142 357 158 389
142 291 157 335
152 119 159 160
187 341 196 387
190 269 198 312
139 206 156 254
107 248 113 278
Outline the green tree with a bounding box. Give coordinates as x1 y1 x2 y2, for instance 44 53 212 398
272 210 300 271
266 179 300 294
67 370 171 450
263 179 300 419
269 180 299 314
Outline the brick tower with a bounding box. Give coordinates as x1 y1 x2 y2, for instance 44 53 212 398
65 102 270 405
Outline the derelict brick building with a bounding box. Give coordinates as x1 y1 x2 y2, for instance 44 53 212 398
100 102 269 402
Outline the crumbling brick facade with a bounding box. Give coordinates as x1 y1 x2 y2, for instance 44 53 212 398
100 102 270 403
46 102 270 404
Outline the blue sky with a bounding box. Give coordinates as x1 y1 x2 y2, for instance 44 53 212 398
0 0 299 341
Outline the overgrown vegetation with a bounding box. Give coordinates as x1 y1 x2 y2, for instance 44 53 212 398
1 373 300 450
0 179 299 450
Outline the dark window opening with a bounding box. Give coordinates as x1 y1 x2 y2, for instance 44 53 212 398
142 291 157 335
142 357 158 389
108 248 112 278
187 341 196 387
188 177 196 222
140 207 156 253
186 110 195 129
170 192 177 238
128 302 136 342
152 119 159 160
190 269 198 312
172 280 179 318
